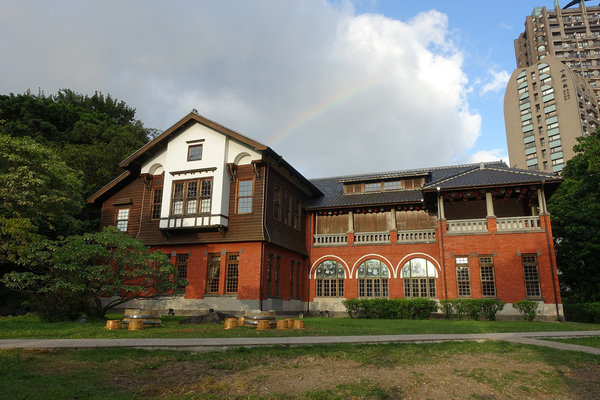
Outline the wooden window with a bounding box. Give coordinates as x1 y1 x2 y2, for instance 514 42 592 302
237 180 253 214
293 199 301 230
358 259 389 298
275 256 281 296
383 180 402 191
283 191 291 225
225 253 239 294
522 255 541 298
187 144 203 161
273 184 281 220
401 258 437 298
116 208 129 232
364 182 382 192
176 254 188 291
480 256 496 297
206 253 220 294
343 183 362 194
290 261 295 298
455 257 471 297
151 189 162 220
266 254 273 297
315 260 345 297
171 178 212 216
296 262 300 298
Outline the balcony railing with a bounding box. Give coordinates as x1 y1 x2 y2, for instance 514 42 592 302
496 216 541 232
354 231 390 244
313 233 348 246
397 229 436 243
446 219 488 234
159 214 228 230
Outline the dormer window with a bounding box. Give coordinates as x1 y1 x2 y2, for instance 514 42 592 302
187 144 203 161
342 177 425 194
364 182 381 192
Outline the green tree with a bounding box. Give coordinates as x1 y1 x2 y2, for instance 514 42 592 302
0 89 149 198
0 134 84 266
2 227 186 321
547 134 600 302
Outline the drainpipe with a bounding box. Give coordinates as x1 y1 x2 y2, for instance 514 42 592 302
260 165 270 311
541 180 561 319
437 187 448 300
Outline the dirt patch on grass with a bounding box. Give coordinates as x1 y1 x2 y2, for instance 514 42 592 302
117 353 598 399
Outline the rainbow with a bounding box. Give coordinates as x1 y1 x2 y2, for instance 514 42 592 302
267 73 394 146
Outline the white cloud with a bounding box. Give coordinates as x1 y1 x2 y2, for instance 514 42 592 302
464 149 509 165
480 69 510 95
0 0 481 178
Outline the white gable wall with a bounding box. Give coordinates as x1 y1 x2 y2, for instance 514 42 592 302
140 122 262 224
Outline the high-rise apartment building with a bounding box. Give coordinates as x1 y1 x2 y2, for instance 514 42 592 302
505 1 600 171
505 55 597 172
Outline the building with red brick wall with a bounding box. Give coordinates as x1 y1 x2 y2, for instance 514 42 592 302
89 112 563 319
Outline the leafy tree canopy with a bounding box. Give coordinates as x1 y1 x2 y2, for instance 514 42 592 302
2 227 186 321
547 133 600 302
0 89 149 197
0 134 83 266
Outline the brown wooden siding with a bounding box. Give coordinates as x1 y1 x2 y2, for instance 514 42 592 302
316 214 348 234
396 210 437 230
100 165 267 246
264 167 310 255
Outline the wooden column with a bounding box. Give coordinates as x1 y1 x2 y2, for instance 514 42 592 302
485 192 495 217
348 211 354 233
437 194 445 220
538 188 548 215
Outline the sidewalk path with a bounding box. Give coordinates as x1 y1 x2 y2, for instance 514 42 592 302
2 330 600 354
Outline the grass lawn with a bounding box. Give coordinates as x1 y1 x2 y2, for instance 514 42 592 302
545 336 600 349
1 314 599 339
1 341 599 399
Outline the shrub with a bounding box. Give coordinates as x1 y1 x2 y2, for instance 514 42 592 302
342 298 438 319
563 303 600 323
439 299 505 321
513 300 540 321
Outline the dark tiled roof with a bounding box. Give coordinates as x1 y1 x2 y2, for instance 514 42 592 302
422 164 561 191
306 161 561 209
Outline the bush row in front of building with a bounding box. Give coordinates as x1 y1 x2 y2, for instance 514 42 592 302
342 298 438 319
563 303 600 323
439 299 506 321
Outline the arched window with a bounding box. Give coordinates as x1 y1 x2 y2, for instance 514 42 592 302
357 259 389 298
401 258 438 298
315 260 345 297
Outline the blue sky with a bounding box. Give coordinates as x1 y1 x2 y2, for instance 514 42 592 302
356 1 551 166
0 0 560 177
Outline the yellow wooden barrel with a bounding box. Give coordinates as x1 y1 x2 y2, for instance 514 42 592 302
224 318 238 329
128 319 143 331
105 320 121 330
256 320 271 330
292 320 305 330
276 319 289 330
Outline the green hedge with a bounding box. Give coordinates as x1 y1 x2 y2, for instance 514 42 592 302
513 300 540 321
563 303 600 323
439 299 505 321
342 298 438 320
